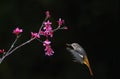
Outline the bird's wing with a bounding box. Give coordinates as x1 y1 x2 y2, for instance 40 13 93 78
66 47 83 63
76 46 87 56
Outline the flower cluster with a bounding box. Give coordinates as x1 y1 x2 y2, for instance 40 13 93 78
38 11 67 56
40 20 54 56
0 11 67 64
43 39 54 56
40 20 53 37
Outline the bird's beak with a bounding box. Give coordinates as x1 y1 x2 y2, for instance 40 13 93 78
66 43 71 46
83 56 93 76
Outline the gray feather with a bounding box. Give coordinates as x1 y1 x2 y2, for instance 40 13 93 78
66 47 84 64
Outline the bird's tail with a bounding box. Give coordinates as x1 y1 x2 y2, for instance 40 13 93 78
83 56 93 76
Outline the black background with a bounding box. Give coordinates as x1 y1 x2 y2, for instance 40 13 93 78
0 0 119 79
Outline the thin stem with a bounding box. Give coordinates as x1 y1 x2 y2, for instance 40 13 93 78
0 55 5 64
36 39 43 43
53 26 67 32
6 38 35 57
5 35 20 54
38 17 47 34
0 38 35 64
53 26 60 32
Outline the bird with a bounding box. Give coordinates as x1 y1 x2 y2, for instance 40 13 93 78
66 43 93 76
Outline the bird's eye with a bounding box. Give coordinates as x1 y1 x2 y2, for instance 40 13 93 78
73 44 76 47
72 45 76 48
74 45 78 47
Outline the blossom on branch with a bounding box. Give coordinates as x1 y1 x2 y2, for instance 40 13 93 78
0 49 5 54
43 39 54 56
57 18 64 26
40 20 53 37
13 27 23 35
0 11 68 64
45 11 51 18
31 32 40 38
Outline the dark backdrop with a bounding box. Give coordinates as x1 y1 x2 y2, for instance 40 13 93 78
0 0 119 79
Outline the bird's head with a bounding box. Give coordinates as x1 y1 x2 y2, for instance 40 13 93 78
66 43 80 50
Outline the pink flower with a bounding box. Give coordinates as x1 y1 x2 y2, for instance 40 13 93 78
57 18 64 26
44 30 53 37
31 32 40 38
39 31 45 35
39 30 53 37
45 11 51 18
0 49 5 54
13 27 23 35
48 31 53 37
43 39 54 56
43 26 52 31
45 46 54 56
43 39 51 46
44 20 52 29
39 20 53 37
